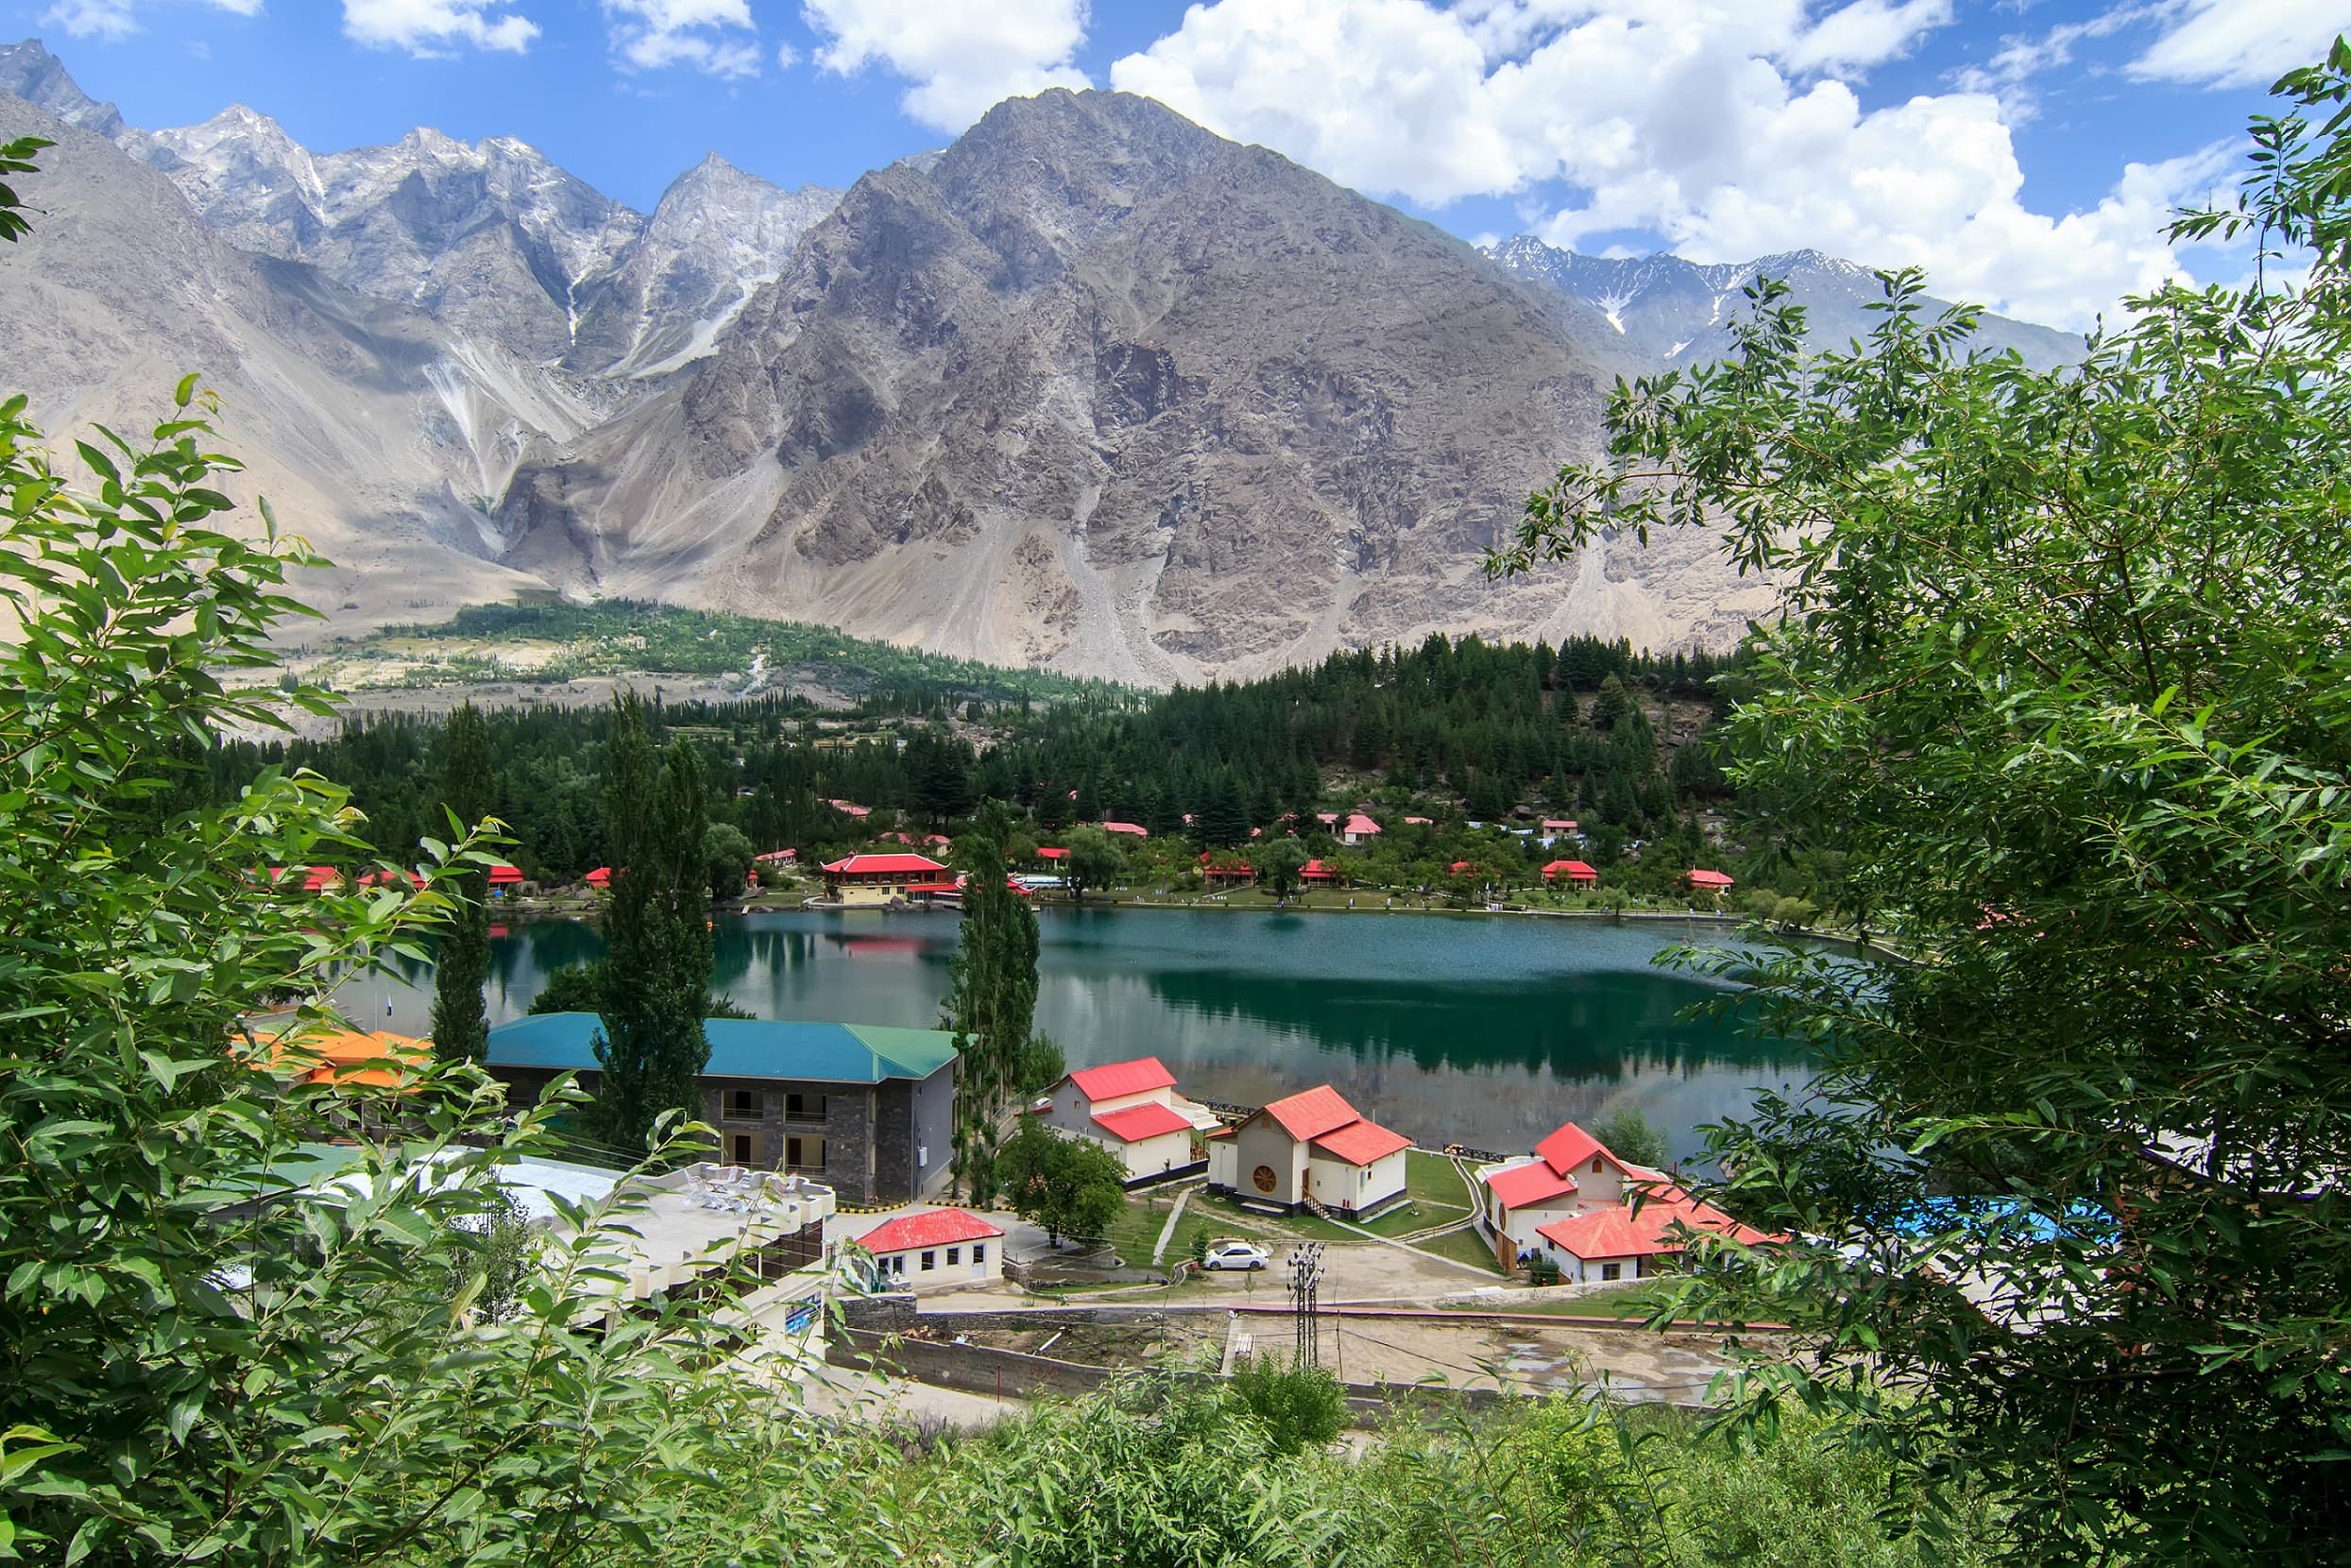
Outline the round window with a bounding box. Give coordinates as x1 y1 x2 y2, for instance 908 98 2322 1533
1252 1164 1278 1194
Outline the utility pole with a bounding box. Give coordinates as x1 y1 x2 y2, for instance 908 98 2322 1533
1287 1241 1325 1369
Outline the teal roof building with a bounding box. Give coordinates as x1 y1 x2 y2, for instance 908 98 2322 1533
486 1013 958 1084
482 1014 960 1205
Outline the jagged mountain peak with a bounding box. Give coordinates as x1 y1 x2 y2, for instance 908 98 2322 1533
0 37 122 138
1486 232 2081 368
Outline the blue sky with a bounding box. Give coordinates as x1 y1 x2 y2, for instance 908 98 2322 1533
10 1 2342 326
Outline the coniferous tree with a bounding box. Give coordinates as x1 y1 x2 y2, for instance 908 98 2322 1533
942 803 1040 1202
591 695 714 1154
428 702 494 1063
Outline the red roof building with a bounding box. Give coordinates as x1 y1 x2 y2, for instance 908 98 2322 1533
753 848 797 863
1204 862 1253 882
1449 861 1476 876
1092 1101 1195 1142
1037 846 1070 861
1533 1190 1771 1278
1299 858 1339 883
1099 821 1149 837
820 853 951 906
585 866 611 889
1212 1084 1411 1217
1542 860 1599 885
486 863 525 887
1540 819 1579 833
1069 1057 1179 1101
856 1206 1005 1253
1681 868 1735 895
1038 1057 1205 1184
1485 1160 1579 1212
854 1207 1006 1288
1340 813 1381 844
1261 1084 1362 1142
826 799 872 819
356 868 423 888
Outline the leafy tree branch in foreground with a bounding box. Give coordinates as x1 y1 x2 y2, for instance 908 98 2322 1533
1497 43 2351 1563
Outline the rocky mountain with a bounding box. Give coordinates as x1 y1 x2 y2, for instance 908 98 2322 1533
0 87 548 619
0 37 121 135
498 90 1763 683
3 40 837 377
565 154 840 381
14 39 2099 681
1487 235 2085 370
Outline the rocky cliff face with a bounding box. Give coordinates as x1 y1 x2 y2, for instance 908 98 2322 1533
503 90 1763 683
566 154 839 380
0 89 549 623
1487 235 2085 370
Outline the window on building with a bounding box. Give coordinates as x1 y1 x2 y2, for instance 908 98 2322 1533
972 1244 986 1264
725 1089 760 1118
946 1248 961 1265
920 1251 935 1271
889 1255 904 1275
1601 1262 1622 1281
730 1133 752 1164
786 1092 827 1122
1592 1157 1604 1174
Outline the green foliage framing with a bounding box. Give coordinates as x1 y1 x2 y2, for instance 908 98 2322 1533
1497 45 2351 1562
0 382 903 1563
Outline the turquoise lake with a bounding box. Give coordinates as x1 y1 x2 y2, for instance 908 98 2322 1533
349 909 1809 1162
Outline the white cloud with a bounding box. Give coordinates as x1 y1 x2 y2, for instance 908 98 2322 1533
1110 0 2227 328
1779 0 1951 73
801 0 1091 131
2129 0 2344 90
605 0 761 77
342 0 539 55
776 40 801 69
41 0 260 41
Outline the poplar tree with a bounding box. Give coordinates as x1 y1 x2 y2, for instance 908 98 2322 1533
427 701 493 1062
943 803 1039 1202
591 694 714 1153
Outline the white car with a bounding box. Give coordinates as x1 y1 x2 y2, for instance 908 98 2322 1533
1201 1240 1270 1271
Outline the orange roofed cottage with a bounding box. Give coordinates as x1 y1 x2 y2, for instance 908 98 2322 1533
1208 1085 1411 1219
1542 860 1599 887
1680 868 1735 899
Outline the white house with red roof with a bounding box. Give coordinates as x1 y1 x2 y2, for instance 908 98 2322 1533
1207 1085 1411 1219
854 1206 1003 1290
1037 1056 1213 1185
1340 813 1381 845
1477 1119 1771 1279
1529 1184 1772 1284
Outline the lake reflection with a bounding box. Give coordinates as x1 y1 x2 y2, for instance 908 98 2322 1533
340 908 1808 1162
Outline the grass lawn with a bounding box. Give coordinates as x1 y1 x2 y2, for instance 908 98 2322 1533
1413 1223 1508 1275
1355 1199 1468 1238
1405 1150 1475 1207
1101 1185 1226 1269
